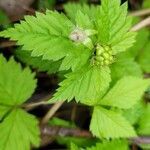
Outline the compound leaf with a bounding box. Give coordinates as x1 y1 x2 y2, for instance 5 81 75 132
0 11 91 71
0 55 40 150
90 106 136 138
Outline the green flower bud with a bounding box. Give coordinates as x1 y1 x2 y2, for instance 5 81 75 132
94 44 114 67
96 56 104 62
96 45 104 56
103 45 110 52
104 60 110 65
109 56 114 62
102 52 110 59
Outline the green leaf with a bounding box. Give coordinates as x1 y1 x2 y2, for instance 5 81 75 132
128 27 149 58
75 11 93 29
87 140 129 150
64 3 99 23
0 105 10 120
137 104 150 136
0 55 36 106
50 65 111 105
137 104 150 150
90 106 136 138
0 11 91 71
137 41 150 73
49 117 75 128
97 0 136 54
0 55 40 150
0 109 40 150
0 10 9 27
142 0 150 8
123 101 145 125
110 58 142 83
100 76 150 109
70 143 80 150
15 49 61 74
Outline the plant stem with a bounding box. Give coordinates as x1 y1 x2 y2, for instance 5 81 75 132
0 41 16 48
23 94 52 111
41 125 92 138
41 125 150 145
130 16 150 31
130 9 150 17
23 101 47 111
41 101 64 124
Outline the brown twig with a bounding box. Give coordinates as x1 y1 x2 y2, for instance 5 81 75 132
71 104 77 121
130 16 150 32
23 94 52 111
40 125 150 145
0 41 16 48
22 6 35 15
131 136 150 145
41 125 92 138
23 101 48 111
41 101 64 124
130 9 150 17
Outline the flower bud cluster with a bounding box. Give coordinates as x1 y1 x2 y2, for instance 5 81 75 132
95 44 114 66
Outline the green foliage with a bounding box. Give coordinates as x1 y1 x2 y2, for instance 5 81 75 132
0 109 40 150
70 143 80 150
123 101 145 125
90 106 136 138
0 0 136 72
0 55 36 105
15 50 61 74
49 117 75 127
87 140 129 150
137 41 150 73
96 0 136 53
142 0 150 8
0 55 40 150
0 10 9 28
137 104 150 149
0 0 149 145
38 0 55 9
51 65 111 105
0 10 92 72
110 58 142 83
100 76 150 109
127 28 149 58
137 104 150 135
64 3 99 23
